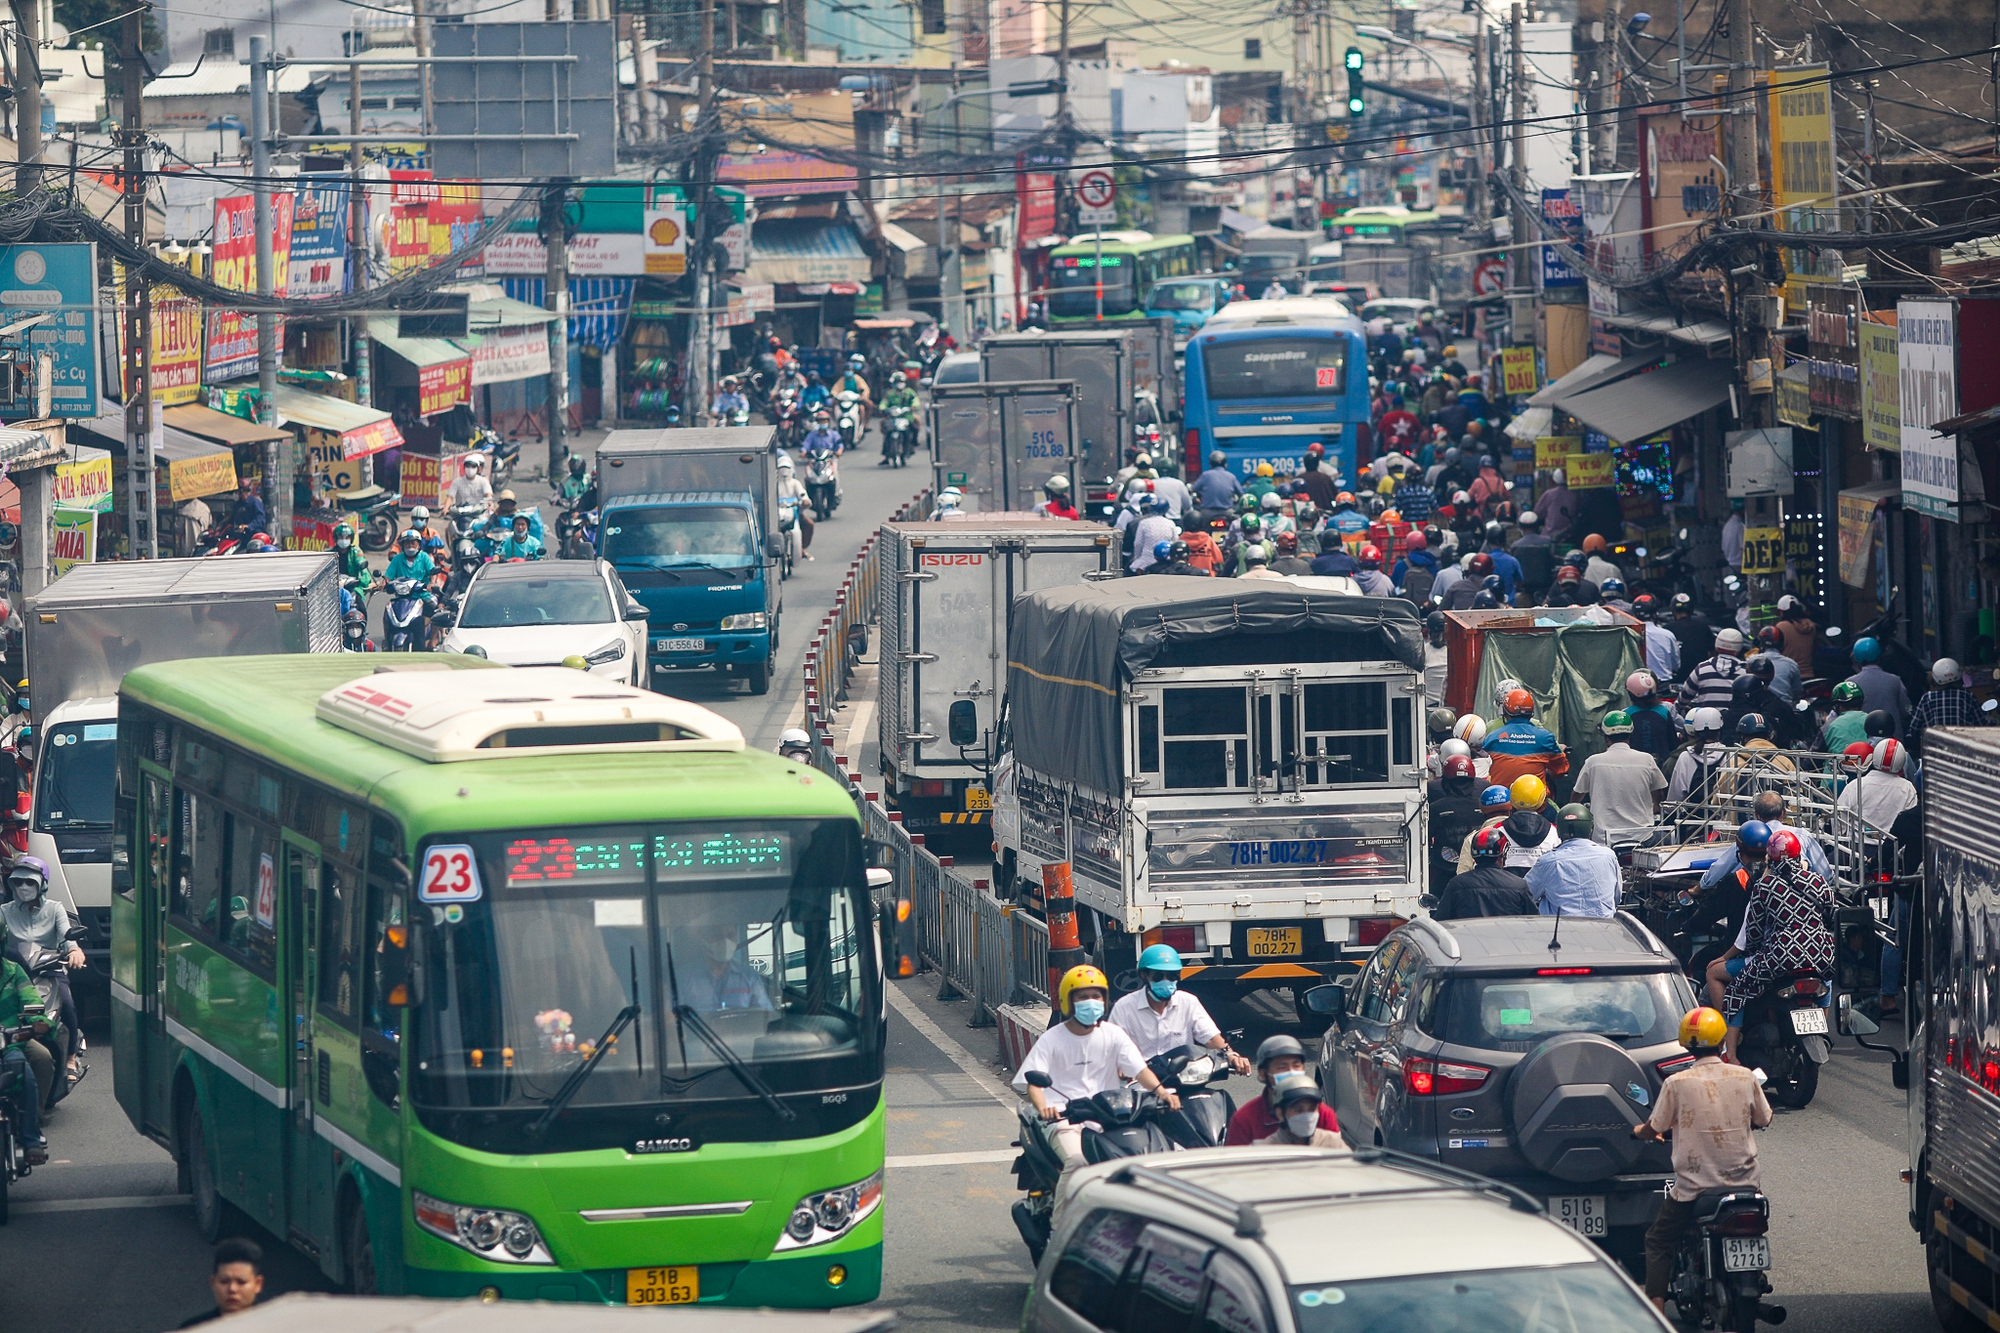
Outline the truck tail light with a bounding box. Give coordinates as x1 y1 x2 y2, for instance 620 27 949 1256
1143 926 1199 953
908 780 950 797
1353 916 1404 947
1405 1056 1490 1096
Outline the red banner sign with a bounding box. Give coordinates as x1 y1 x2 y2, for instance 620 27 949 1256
417 357 472 417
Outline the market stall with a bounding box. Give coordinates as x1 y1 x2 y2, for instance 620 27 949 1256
271 385 405 549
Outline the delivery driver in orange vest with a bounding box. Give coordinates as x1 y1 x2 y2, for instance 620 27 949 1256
1484 687 1571 792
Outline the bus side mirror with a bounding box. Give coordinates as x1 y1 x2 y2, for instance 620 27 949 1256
948 700 979 748
382 922 418 1007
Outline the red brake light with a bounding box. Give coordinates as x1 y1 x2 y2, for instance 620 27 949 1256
1791 978 1823 996
1536 967 1593 976
909 780 951 797
1405 1056 1490 1096
1714 1209 1769 1236
1656 1054 1695 1079
1355 916 1404 947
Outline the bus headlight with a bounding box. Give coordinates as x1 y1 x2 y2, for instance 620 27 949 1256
773 1170 882 1251
720 612 767 631
414 1191 556 1265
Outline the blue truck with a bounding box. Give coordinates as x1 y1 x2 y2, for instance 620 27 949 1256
595 428 782 694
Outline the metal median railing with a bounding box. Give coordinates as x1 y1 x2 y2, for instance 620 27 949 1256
799 488 1050 1025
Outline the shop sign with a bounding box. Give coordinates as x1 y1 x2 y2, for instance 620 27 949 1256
0 244 99 417
1859 318 1899 451
471 325 550 386
400 452 445 509
53 453 112 513
1540 188 1583 290
207 195 292 382
168 450 237 502
1565 451 1615 489
1739 526 1786 575
1535 435 1579 470
643 207 687 276
481 232 648 276
51 507 95 575
417 357 472 416
1501 346 1540 396
1837 490 1883 586
288 174 348 298
151 283 202 406
287 512 339 552
1776 367 1811 428
1898 298 1959 520
1806 284 1858 419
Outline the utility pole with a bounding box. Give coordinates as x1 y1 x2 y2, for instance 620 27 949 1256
1469 8 1487 221
12 0 40 194
686 0 717 425
350 66 370 421
1594 0 1620 169
249 35 286 539
1724 0 1768 429
543 185 569 474
121 6 156 558
1509 3 1532 343
1291 0 1309 124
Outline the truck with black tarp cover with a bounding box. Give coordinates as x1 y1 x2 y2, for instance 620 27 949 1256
991 581 1427 1015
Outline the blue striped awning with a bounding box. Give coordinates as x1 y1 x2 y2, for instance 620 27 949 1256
746 219 872 286
501 278 636 350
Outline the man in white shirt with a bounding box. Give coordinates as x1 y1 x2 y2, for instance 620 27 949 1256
1572 711 1667 843
446 453 494 512
1837 739 1920 832
1109 945 1252 1072
1013 965 1178 1178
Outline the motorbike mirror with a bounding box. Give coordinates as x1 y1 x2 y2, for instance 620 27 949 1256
1823 625 1843 639
1301 983 1346 1016
1836 992 1881 1037
1678 527 1689 540
1796 698 1813 712
947 700 979 748
1418 892 1439 911
919 377 934 389
1984 698 2000 716
1023 1069 1054 1089
22 1002 44 1017
64 924 87 941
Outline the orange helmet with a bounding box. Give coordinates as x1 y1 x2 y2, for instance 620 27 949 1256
1358 544 1383 568
1583 533 1609 554
1381 508 1401 523
1502 687 1536 718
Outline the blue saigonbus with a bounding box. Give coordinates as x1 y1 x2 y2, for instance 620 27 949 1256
1178 296 1372 483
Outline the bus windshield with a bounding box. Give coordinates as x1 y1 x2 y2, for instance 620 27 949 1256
412 818 877 1152
1148 282 1217 312
1050 256 1137 316
36 720 115 831
1202 337 1348 400
601 505 757 568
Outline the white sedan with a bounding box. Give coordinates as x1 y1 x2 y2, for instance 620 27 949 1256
438 558 651 686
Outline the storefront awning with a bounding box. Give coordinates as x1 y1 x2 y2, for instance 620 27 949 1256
271 385 404 460
1554 357 1734 445
1598 310 1732 350
1528 351 1656 406
1504 405 1552 442
467 295 560 331
500 278 635 350
368 318 474 417
159 426 240 500
160 403 292 448
745 219 872 286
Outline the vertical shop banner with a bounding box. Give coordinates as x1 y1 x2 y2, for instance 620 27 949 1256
429 183 484 266
1637 109 1724 266
417 358 473 416
1768 65 1837 311
152 283 202 404
289 175 348 298
1501 346 1540 397
1805 284 1858 419
206 195 292 381
1539 188 1583 289
644 206 687 275
1859 318 1900 452
0 244 98 416
1016 158 1061 245
1898 298 1959 520
1837 491 1881 586
50 507 95 575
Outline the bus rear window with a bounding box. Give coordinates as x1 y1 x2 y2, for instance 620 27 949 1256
1202 338 1347 399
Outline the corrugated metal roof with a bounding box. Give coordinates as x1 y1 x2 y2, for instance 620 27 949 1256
366 317 475 370
34 552 335 604
144 61 320 99
271 385 394 434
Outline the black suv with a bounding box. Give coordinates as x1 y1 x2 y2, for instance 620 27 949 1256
1306 913 1699 1263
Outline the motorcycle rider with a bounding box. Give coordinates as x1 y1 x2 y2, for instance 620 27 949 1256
1837 737 1920 834
1683 627 1746 711
1844 636 1912 737
1525 804 1621 917
558 453 594 508
1572 710 1666 844
1666 592 1718 664
1666 707 1732 804
497 513 544 561
1724 661 1794 741
0 928 51 1159
1224 1034 1337 1145
1623 671 1680 772
447 453 494 513
1109 944 1250 1072
332 522 373 598
1191 451 1244 518
444 540 483 600
1427 754 1487 891
231 476 268 534
1148 540 1209 577
1630 596 1681 682
1011 965 1178 1180
384 532 438 643
1484 687 1570 793
1127 497 1179 574
1720 829 1834 1062
1 857 81 1080
777 728 814 764
1511 509 1555 600
1259 1072 1342 1147
1909 657 1989 753
877 376 919 463
1631 1007 1773 1317
836 354 873 426
801 371 831 413
712 376 750 421
1033 475 1080 520
1453 783 1515 872
1353 543 1395 596
1748 627 1802 706
775 454 814 559
1436 825 1537 919
1819 681 1869 751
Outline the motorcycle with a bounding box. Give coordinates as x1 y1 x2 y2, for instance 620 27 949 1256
1009 1066 1179 1265
835 390 863 451
335 488 402 553
1145 1045 1235 1149
193 524 252 557
1665 1184 1785 1332
15 925 86 1114
882 408 917 467
447 503 490 545
727 405 751 428
471 426 519 485
554 509 596 560
770 391 804 449
343 608 374 652
1734 970 1832 1108
776 494 801 579
382 578 431 653
804 446 841 520
0 1001 52 1214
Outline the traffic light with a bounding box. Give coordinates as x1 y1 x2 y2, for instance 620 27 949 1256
1345 46 1366 117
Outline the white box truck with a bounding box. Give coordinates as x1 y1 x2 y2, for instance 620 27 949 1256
876 517 1117 837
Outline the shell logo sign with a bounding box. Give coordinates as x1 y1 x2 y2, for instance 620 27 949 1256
645 207 688 275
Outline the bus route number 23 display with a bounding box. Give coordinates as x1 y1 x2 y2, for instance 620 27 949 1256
419 844 484 904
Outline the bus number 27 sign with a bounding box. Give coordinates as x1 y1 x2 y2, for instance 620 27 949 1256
419 843 484 904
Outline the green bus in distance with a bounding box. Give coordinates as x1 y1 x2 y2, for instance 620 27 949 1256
1046 230 1198 324
110 655 884 1306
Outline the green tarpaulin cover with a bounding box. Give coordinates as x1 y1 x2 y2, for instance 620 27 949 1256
1473 622 1646 765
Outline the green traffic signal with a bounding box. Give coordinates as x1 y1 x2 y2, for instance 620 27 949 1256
1344 45 1364 70
1348 94 1366 116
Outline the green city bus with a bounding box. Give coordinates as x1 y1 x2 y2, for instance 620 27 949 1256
109 655 886 1306
1046 230 1197 325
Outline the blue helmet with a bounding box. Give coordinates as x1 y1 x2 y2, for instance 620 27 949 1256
1852 636 1881 664
1600 577 1626 596
1138 943 1183 973
1737 819 1772 855
1480 783 1512 808
1153 540 1174 562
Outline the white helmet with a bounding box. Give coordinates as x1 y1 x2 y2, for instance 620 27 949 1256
778 727 811 755
1260 492 1282 512
1492 677 1524 711
1452 714 1488 747
1933 657 1963 686
776 453 795 472
410 505 430 523
1439 738 1472 762
1687 706 1726 733
1873 737 1909 775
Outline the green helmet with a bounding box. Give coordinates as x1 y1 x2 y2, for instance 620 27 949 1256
1831 681 1863 706
334 521 355 543
1241 514 1261 534
1599 709 1634 736
1236 494 1257 514
1556 803 1594 838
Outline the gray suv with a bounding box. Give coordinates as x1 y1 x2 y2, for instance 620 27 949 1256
1022 1146 1672 1333
1306 913 1699 1263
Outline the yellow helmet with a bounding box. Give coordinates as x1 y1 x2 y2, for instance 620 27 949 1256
1256 462 1275 477
1057 964 1110 1017
1508 774 1548 811
1678 1006 1728 1051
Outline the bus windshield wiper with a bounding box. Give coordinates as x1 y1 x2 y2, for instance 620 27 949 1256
664 944 795 1122
526 1000 640 1138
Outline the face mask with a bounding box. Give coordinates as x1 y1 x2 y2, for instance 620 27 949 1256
11 882 39 905
1147 978 1178 1002
1285 1110 1319 1138
336 538 352 551
703 934 737 963
1071 999 1106 1027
